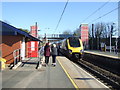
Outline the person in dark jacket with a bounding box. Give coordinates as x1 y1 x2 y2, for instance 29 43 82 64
44 42 51 66
51 44 57 66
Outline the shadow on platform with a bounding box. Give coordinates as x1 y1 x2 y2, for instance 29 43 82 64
74 78 94 80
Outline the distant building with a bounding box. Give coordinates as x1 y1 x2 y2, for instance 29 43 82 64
59 34 73 38
30 25 38 38
80 24 89 49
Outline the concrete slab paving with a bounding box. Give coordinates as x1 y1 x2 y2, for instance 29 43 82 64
2 57 75 88
2 56 109 89
57 56 109 89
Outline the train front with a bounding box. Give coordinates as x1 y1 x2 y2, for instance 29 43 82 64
67 37 84 60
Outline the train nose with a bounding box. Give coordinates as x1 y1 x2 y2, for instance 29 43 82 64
72 53 80 59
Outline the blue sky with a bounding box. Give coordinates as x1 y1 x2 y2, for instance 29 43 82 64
2 1 118 35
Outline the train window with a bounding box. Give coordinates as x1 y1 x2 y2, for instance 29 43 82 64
65 40 68 49
69 37 80 47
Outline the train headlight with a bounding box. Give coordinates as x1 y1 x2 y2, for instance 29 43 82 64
80 49 84 53
69 49 72 54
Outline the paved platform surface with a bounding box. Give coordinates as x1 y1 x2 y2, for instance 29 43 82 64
57 56 108 89
84 50 120 59
2 56 109 89
2 57 74 88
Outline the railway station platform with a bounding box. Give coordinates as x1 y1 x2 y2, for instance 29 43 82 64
84 50 120 59
2 56 109 89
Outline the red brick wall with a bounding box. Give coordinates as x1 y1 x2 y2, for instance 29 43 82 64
80 24 89 49
2 35 22 64
30 26 38 37
25 41 28 58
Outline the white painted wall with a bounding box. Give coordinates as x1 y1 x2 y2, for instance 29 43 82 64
21 37 25 60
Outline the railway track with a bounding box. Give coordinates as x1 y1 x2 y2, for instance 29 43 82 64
76 59 120 89
59 49 120 89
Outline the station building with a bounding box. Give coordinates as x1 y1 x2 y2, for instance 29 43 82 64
0 21 41 64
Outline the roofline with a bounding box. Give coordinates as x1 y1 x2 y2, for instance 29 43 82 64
1 21 42 42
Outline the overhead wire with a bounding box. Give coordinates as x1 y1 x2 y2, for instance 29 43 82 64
53 0 117 34
80 0 111 24
88 5 120 24
54 0 69 34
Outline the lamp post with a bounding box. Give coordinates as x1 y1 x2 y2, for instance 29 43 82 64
110 23 115 52
110 29 112 52
92 24 94 50
38 30 41 40
115 36 118 54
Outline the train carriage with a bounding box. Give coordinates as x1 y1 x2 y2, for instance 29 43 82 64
60 37 84 61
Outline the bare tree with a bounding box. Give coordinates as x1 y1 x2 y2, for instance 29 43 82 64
89 22 117 50
93 22 104 49
63 30 72 34
73 28 81 36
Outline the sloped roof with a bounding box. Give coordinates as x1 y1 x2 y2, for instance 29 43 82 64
0 21 41 42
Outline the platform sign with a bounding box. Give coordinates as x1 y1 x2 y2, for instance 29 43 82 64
80 24 89 49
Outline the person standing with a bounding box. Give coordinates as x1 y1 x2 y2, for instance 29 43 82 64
56 44 60 56
51 44 57 66
44 42 51 66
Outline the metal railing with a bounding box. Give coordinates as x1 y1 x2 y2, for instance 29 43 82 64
13 47 44 69
37 46 44 69
13 49 21 67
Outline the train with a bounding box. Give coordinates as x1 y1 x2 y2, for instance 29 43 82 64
59 36 84 61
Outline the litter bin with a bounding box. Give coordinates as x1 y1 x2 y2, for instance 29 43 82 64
0 58 6 70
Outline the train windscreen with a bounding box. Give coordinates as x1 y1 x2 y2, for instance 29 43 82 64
68 37 80 47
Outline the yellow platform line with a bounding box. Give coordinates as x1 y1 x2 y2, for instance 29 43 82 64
58 59 79 90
